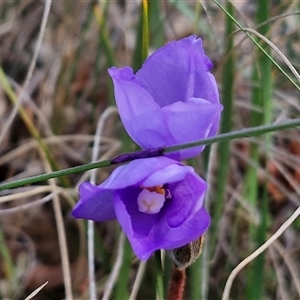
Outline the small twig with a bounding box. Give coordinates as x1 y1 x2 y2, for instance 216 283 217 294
222 205 300 300
40 148 73 299
214 0 300 92
88 107 119 299
272 241 300 297
243 27 300 82
201 140 218 300
102 232 126 300
24 281 48 300
49 179 73 299
129 261 147 299
0 0 52 144
0 186 60 203
0 192 57 215
268 245 290 299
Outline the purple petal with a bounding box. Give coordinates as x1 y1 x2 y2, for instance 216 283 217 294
108 66 159 118
135 36 216 107
159 206 210 251
162 100 222 159
198 73 221 138
108 67 169 153
121 107 178 158
116 195 210 261
72 156 211 261
113 163 209 260
123 100 222 160
72 157 182 223
101 157 180 189
114 188 160 238
141 164 193 187
108 36 221 159
72 182 116 221
165 172 207 227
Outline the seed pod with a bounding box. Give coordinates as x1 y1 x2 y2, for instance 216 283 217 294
167 236 204 269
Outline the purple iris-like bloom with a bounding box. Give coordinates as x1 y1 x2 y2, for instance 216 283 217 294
108 35 222 160
72 157 210 260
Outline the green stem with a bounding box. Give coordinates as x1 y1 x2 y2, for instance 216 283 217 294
164 118 300 153
155 251 164 300
210 0 235 268
1 118 300 191
246 1 272 299
0 160 111 191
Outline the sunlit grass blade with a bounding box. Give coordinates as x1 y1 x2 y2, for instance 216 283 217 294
132 0 149 71
142 0 149 62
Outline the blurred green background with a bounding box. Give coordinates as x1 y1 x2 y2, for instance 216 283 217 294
0 1 300 299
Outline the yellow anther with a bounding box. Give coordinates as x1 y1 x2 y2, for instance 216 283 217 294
140 185 166 195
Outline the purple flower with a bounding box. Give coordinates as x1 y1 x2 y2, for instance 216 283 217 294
108 35 222 160
72 157 210 260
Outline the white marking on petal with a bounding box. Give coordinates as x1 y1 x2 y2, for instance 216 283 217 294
137 189 166 214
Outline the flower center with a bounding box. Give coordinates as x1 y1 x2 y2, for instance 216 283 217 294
137 186 167 214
